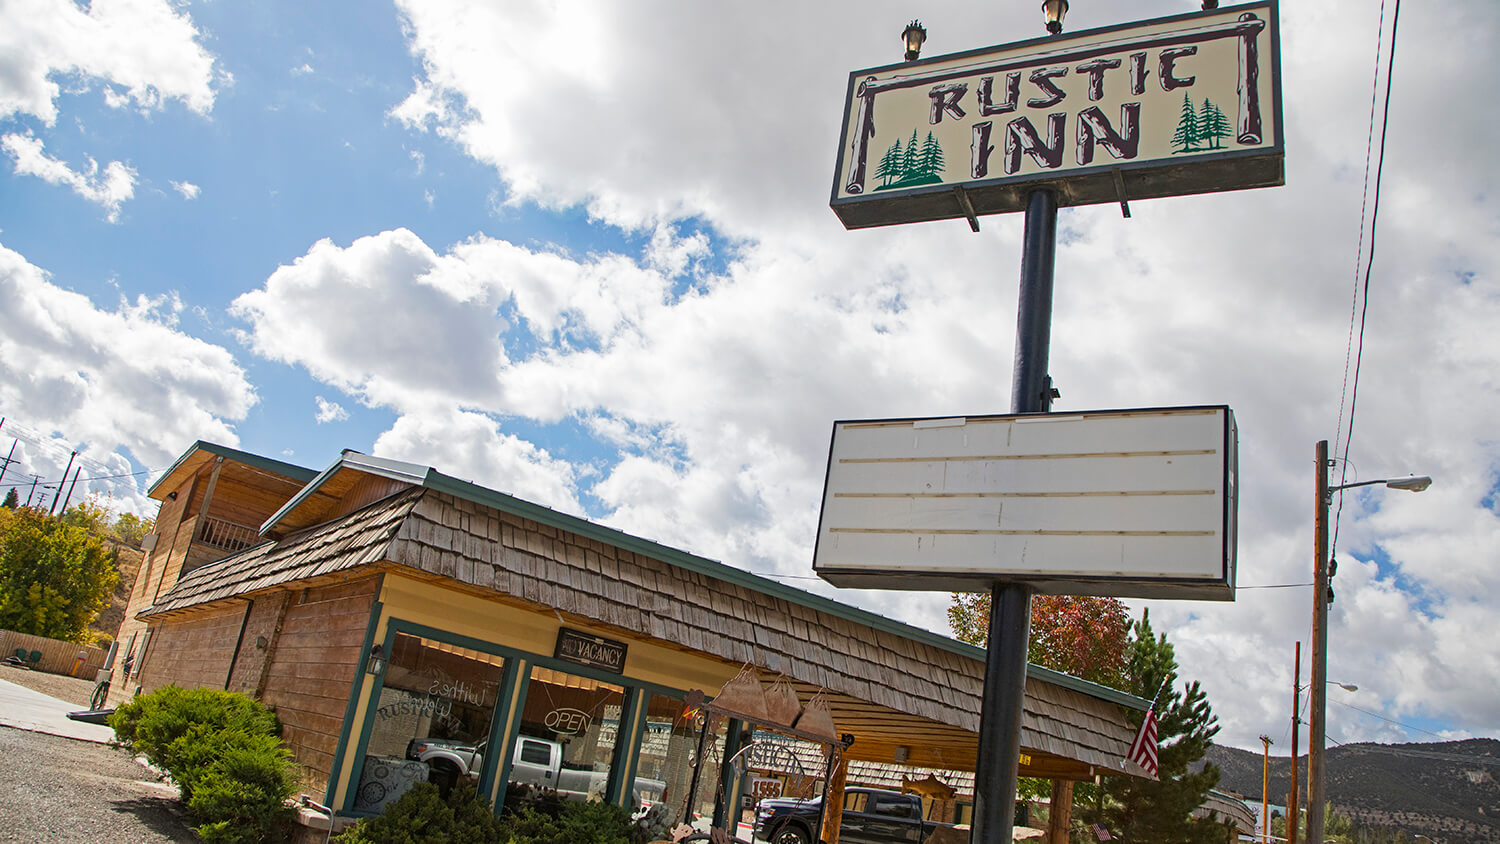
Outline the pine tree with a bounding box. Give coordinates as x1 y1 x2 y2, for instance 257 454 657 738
919 131 945 179
875 140 904 187
1082 610 1224 843
901 128 922 179
1198 99 1231 150
2 488 17 509
1171 92 1201 153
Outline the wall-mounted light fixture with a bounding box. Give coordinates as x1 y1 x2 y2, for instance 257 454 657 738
167 491 178 501
894 746 910 763
902 20 927 62
365 644 387 676
1201 0 1220 9
1043 0 1069 35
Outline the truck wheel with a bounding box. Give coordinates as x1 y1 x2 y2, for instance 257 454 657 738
770 824 809 844
428 759 460 795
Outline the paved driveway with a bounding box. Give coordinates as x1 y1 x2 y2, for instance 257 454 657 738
0 677 195 842
0 676 114 743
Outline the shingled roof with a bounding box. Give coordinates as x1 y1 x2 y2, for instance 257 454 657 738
144 451 1150 779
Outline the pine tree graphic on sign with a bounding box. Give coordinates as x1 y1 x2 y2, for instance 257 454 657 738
1171 93 1231 154
1197 98 1231 150
874 130 947 190
1171 92 1200 153
875 140 904 187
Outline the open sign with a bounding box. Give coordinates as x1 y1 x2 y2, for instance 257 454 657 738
546 707 591 737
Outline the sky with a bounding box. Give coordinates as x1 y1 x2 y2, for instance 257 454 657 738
0 0 1497 757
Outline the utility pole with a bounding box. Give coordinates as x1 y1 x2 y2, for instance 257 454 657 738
1308 440 1331 844
1289 640 1301 844
24 474 39 507
58 465 82 514
49 451 76 515
1260 734 1273 844
0 440 14 485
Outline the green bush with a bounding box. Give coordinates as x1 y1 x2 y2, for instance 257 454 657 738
337 782 642 844
187 735 297 843
110 686 296 842
551 800 636 844
111 685 282 797
337 781 499 844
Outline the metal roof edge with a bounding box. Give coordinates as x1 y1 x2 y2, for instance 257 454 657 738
147 441 317 499
260 451 429 535
417 469 1148 710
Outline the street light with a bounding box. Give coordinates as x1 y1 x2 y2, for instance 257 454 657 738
1042 0 1068 34
1308 440 1430 844
902 20 927 61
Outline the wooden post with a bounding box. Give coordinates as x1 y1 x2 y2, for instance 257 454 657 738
1047 780 1074 844
820 751 849 843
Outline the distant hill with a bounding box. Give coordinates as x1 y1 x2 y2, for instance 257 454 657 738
89 540 143 645
1205 738 1500 843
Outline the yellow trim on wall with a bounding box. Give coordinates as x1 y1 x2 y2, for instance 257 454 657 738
377 573 741 691
329 629 387 810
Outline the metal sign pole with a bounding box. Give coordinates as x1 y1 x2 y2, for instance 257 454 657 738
973 187 1058 844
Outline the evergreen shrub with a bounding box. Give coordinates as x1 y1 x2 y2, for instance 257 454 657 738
110 686 296 842
336 780 642 844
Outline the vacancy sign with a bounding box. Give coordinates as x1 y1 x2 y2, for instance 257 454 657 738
831 2 1282 229
812 407 1237 599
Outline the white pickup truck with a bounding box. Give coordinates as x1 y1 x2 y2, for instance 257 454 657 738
407 735 666 808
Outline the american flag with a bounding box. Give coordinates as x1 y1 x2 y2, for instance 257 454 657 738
1091 822 1113 840
1126 706 1159 777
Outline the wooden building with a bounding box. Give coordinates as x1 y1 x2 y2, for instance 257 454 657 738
109 442 1152 836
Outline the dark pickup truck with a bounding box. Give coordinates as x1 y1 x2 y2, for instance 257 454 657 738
753 787 958 844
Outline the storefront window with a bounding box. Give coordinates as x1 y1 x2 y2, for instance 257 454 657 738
630 692 732 831
355 633 505 813
507 666 626 806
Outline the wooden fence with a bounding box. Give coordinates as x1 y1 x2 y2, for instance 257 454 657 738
0 629 109 677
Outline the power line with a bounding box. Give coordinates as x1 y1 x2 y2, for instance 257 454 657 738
1331 698 1447 740
1331 0 1403 561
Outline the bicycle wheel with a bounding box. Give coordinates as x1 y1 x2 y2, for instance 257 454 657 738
90 680 110 710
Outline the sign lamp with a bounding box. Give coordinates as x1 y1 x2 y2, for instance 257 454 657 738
1042 0 1068 34
902 20 927 61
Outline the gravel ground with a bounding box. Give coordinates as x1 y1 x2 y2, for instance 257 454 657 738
0 663 98 707
0 727 195 843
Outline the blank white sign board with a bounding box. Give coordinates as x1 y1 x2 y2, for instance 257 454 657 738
812 406 1237 600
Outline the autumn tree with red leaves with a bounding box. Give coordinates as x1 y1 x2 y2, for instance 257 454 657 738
947 592 1129 686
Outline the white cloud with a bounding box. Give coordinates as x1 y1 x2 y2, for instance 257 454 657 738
0 0 219 124
0 241 256 474
2 133 136 221
170 179 200 200
314 396 349 424
291 63 315 76
373 408 584 515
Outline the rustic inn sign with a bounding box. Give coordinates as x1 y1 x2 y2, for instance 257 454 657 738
812 406 1238 600
554 628 628 674
830 1 1282 229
